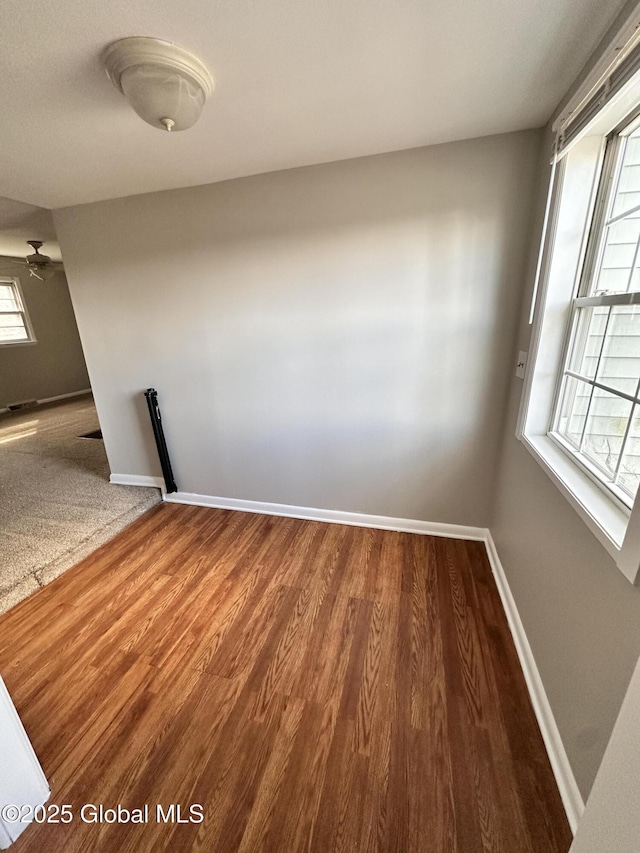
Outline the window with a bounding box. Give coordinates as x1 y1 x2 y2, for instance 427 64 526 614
550 117 640 510
518 12 640 583
0 278 35 345
518 74 640 581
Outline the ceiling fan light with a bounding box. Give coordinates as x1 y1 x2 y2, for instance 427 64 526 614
24 240 56 281
26 251 52 266
28 266 56 282
102 37 214 132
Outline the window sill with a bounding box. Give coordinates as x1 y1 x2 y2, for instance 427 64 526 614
521 432 628 561
0 340 37 348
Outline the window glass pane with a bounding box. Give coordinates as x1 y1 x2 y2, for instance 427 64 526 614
0 325 28 342
556 375 592 448
569 306 608 380
625 135 640 162
618 163 640 194
596 220 640 294
612 192 640 219
594 304 640 397
612 130 640 219
582 387 633 477
0 313 25 328
617 407 640 501
596 265 636 293
601 221 640 270
594 131 640 295
0 284 19 310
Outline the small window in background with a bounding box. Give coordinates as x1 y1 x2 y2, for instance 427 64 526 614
550 118 640 508
0 279 35 345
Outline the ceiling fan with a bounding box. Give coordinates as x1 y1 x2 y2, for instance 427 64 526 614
0 241 61 282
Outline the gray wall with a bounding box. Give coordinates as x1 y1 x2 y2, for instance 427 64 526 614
54 130 540 524
569 654 640 853
489 132 640 799
0 267 90 409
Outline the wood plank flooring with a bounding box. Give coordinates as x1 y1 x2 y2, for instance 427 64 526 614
0 504 572 852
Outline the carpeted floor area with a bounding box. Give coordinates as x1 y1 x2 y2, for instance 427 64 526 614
0 394 161 614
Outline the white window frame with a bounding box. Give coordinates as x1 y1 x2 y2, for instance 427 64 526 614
518 77 640 585
0 277 37 347
548 113 640 512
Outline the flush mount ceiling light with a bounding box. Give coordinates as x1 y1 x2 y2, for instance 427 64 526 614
102 37 215 132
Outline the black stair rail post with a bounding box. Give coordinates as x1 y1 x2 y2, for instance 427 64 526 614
144 388 178 494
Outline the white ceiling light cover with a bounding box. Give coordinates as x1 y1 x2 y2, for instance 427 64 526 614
102 37 215 132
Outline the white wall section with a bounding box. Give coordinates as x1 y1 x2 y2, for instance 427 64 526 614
55 131 540 527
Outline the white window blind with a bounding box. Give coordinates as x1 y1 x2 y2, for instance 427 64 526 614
554 12 640 161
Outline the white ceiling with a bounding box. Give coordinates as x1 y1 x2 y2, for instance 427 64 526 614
0 197 61 261
0 0 628 209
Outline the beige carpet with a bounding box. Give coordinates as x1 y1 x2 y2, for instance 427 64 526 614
0 394 161 614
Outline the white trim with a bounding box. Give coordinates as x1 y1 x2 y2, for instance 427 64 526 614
516 156 566 440
528 158 557 325
0 340 37 349
0 677 49 848
484 532 584 834
163 491 487 540
522 434 628 559
38 388 91 405
0 389 93 416
110 473 165 492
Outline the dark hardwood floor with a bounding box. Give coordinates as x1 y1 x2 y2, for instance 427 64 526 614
0 503 572 852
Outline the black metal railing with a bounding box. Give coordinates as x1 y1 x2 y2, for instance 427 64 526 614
144 388 177 494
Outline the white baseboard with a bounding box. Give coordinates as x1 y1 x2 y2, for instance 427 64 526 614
110 473 165 492
0 388 92 415
162 491 488 540
484 531 584 833
38 388 92 405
